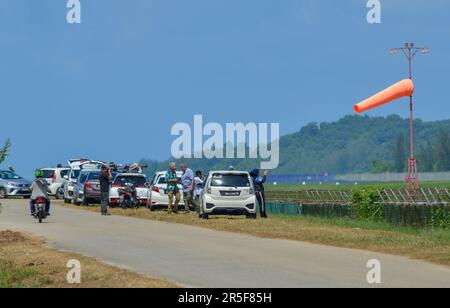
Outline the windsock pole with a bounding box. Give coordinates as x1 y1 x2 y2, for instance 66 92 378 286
391 43 429 196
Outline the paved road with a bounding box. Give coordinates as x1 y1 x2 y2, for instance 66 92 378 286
0 199 449 288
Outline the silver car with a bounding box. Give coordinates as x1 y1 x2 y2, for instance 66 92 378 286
0 169 32 198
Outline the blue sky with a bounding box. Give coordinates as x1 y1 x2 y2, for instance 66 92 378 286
1 0 449 177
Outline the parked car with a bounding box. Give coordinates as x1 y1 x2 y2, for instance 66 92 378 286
63 159 104 204
0 169 32 199
147 171 185 210
40 167 70 198
198 171 257 219
73 170 102 206
109 173 149 207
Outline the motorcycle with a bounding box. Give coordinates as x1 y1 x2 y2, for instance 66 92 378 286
118 183 143 209
33 197 48 223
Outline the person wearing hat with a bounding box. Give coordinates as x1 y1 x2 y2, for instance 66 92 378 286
99 164 112 216
250 169 269 218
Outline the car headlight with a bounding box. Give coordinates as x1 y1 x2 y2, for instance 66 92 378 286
7 182 19 188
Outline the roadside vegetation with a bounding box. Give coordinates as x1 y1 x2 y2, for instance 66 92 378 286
265 181 450 191
0 138 11 165
0 230 176 288
63 202 450 266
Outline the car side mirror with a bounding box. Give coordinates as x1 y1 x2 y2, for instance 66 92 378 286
144 182 151 188
63 175 69 180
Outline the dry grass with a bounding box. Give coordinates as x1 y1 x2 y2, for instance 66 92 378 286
0 230 177 288
63 203 450 266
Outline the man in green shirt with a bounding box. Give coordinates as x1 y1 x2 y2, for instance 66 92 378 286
166 162 180 213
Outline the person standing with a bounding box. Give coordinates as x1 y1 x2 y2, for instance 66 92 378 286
180 163 195 212
166 162 180 214
193 170 204 212
99 165 112 216
250 169 268 218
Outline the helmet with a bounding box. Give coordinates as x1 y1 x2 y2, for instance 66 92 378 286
35 169 44 178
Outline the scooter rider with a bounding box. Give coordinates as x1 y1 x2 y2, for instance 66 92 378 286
250 169 268 218
29 169 51 216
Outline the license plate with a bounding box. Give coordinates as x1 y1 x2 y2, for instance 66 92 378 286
221 191 240 197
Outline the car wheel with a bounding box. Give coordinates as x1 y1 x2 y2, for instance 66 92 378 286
0 188 8 199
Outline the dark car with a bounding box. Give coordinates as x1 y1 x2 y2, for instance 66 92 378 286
73 170 101 206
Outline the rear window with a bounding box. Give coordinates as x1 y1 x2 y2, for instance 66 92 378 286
79 173 89 183
114 176 146 186
210 174 250 187
158 176 181 184
60 170 69 178
88 172 100 181
41 170 54 179
70 170 80 180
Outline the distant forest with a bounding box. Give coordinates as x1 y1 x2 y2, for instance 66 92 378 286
140 115 450 176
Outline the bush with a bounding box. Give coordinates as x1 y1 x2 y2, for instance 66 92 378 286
431 206 450 230
350 188 382 222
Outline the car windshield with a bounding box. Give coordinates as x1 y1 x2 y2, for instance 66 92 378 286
114 176 146 186
0 171 22 180
210 174 250 187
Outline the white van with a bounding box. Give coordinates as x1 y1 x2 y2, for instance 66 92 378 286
199 171 257 219
40 167 70 197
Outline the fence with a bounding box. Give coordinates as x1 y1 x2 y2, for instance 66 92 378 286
265 188 450 228
266 188 450 206
336 172 450 182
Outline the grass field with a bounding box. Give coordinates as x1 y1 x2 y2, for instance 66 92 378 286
63 203 450 266
0 230 177 288
265 181 450 191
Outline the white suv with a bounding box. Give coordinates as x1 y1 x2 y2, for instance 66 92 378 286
147 171 185 210
199 171 257 219
40 167 70 198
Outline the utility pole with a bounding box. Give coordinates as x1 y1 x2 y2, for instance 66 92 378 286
390 43 429 196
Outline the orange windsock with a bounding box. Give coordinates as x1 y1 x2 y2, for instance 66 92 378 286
354 79 414 113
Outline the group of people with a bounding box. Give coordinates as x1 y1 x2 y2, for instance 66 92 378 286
28 163 268 219
165 163 268 218
165 163 204 214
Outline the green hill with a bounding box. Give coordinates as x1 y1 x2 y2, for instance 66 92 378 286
141 115 450 176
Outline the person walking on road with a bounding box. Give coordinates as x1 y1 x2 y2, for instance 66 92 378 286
99 165 112 216
180 163 195 212
250 169 268 218
166 162 181 214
